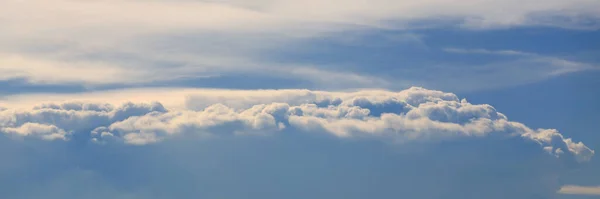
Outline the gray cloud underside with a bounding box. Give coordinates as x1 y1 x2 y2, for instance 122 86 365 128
0 87 593 163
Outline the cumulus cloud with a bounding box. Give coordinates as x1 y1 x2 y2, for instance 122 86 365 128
0 101 166 143
0 87 593 162
0 87 595 198
1 123 67 141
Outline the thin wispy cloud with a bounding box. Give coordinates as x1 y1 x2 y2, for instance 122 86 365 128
443 48 536 56
441 47 599 85
1 0 599 92
559 185 600 196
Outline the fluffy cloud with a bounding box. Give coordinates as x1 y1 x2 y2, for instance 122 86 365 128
1 123 67 141
0 87 593 161
0 87 595 198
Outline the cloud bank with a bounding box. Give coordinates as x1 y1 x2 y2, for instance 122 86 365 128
1 87 593 160
0 87 595 198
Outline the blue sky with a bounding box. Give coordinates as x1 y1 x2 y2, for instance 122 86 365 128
1 0 599 198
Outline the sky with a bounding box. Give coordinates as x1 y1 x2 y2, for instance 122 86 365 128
0 0 599 198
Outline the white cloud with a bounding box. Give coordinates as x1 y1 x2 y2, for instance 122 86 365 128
443 48 536 56
416 48 600 90
2 0 598 36
1 2 597 197
0 0 598 90
0 87 596 199
558 185 600 195
443 48 599 76
0 54 141 84
0 87 593 162
1 123 68 141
